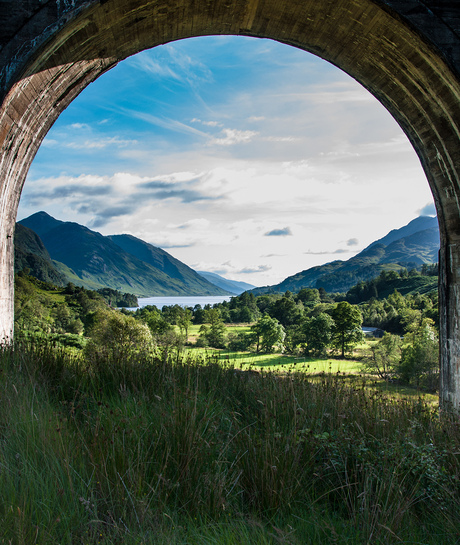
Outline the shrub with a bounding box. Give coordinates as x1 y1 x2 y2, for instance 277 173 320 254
84 309 153 363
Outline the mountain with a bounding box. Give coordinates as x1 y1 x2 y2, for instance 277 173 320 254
108 234 226 296
365 216 438 250
197 271 256 295
14 223 68 286
18 212 229 296
251 216 440 295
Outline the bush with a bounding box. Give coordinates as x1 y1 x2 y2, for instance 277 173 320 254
84 309 154 363
226 331 253 352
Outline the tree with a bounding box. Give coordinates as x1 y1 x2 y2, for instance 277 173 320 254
176 307 193 342
269 295 303 327
363 333 401 380
84 309 153 363
193 305 206 324
329 301 363 358
198 308 226 348
296 288 321 307
227 331 253 352
303 312 335 356
251 315 285 353
398 319 439 390
143 307 172 335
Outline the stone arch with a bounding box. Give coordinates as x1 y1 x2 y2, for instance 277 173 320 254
1 0 460 407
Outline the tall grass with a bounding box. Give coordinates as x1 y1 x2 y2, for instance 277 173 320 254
0 341 459 544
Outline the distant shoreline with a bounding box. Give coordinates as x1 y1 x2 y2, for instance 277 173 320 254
128 295 232 310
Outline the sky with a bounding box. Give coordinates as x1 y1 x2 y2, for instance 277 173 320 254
18 36 436 287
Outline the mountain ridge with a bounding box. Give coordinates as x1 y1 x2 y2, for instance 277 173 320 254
18 212 230 297
250 216 439 295
197 271 256 295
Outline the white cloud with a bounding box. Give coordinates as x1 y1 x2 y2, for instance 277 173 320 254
263 136 297 142
69 123 90 130
66 136 138 150
41 139 59 148
126 110 209 139
191 119 223 127
132 55 181 80
209 129 259 146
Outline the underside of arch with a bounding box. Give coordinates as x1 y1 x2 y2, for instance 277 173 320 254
1 0 460 407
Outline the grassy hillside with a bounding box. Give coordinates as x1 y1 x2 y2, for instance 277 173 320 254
109 234 229 295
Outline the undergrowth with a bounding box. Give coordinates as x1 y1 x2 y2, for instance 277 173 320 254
0 341 459 544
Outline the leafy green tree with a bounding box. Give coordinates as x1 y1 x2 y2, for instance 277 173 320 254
251 315 285 353
51 303 73 333
227 331 253 352
162 304 182 325
283 324 304 354
363 333 402 380
296 288 321 307
84 310 153 362
67 317 84 335
143 308 172 335
329 301 363 358
193 305 206 324
198 308 226 348
229 305 255 323
269 295 303 327
155 329 185 363
176 307 193 342
303 312 335 356
14 274 53 334
398 319 439 390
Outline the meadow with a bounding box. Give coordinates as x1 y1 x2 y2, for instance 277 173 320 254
0 340 458 544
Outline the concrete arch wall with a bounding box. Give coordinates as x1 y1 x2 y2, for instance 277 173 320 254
1 0 460 407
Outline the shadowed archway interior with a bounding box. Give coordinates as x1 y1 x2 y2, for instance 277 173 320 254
1 0 460 407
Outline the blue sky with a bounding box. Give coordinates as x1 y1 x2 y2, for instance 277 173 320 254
18 36 435 286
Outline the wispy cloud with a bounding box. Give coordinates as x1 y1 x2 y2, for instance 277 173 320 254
191 119 223 127
131 55 182 80
303 248 356 255
238 265 272 274
69 123 90 130
209 128 259 146
127 110 209 139
66 136 138 150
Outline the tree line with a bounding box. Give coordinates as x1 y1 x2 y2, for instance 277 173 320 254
14 265 439 390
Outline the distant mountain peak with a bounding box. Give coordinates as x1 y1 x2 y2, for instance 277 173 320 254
19 210 65 238
365 216 438 251
197 271 256 295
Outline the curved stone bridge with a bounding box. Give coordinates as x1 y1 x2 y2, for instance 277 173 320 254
1 0 460 408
